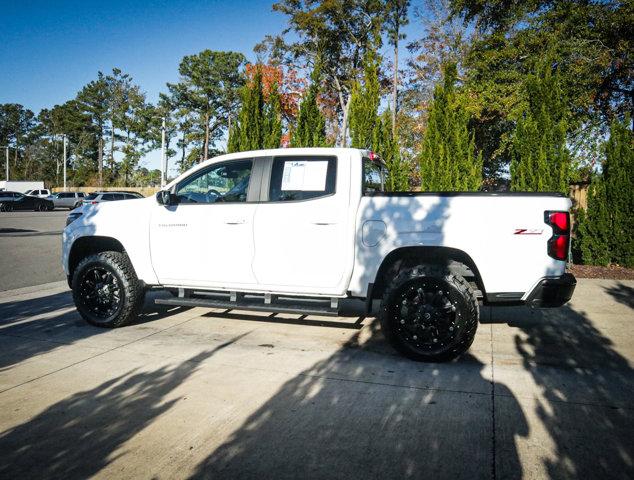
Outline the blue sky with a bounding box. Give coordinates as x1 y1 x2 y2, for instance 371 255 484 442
0 0 288 112
0 0 424 173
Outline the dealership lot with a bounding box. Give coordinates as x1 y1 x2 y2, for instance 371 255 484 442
0 213 633 479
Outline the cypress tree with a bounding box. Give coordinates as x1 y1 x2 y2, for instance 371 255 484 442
348 49 380 149
576 179 612 266
510 61 570 193
574 116 633 267
419 63 482 191
263 83 282 149
373 110 408 191
602 117 634 266
291 67 326 147
228 66 282 152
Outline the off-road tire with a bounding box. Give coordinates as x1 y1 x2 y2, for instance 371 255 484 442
379 264 479 362
72 251 143 328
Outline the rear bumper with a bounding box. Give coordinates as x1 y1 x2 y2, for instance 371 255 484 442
525 273 577 308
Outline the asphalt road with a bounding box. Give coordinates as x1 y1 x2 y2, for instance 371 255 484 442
0 277 632 479
0 211 68 291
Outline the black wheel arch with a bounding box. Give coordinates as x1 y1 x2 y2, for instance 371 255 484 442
370 246 486 301
69 236 128 280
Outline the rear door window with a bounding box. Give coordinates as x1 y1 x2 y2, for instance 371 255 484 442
268 156 336 202
362 158 386 194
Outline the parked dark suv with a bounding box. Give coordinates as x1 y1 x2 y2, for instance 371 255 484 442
0 191 54 212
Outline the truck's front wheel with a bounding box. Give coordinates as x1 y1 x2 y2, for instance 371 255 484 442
72 251 144 328
379 265 479 362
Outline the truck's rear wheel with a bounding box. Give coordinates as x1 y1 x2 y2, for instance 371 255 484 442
379 265 479 362
72 251 143 328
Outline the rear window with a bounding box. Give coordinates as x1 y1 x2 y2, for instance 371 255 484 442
363 158 386 194
268 156 336 202
85 193 98 200
77 192 85 197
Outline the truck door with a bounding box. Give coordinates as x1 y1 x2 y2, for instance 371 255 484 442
251 154 353 296
149 158 259 288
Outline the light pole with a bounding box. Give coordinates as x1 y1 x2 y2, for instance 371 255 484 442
62 135 67 191
160 117 166 187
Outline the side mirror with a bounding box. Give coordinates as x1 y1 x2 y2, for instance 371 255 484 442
156 190 175 206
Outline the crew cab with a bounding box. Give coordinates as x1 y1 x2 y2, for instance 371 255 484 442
62 148 576 361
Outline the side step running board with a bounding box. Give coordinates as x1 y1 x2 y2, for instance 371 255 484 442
155 293 341 317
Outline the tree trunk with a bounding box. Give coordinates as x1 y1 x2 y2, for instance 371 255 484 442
98 136 103 187
333 76 349 147
340 96 352 148
204 112 210 162
392 41 399 138
110 119 115 172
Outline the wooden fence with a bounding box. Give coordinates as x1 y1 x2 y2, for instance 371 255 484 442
569 182 590 210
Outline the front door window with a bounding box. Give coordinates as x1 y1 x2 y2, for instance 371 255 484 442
176 160 252 204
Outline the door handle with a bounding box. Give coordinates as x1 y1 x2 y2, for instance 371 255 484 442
312 221 337 225
225 219 246 225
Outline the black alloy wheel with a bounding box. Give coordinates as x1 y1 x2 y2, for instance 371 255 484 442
72 251 144 328
392 278 461 356
379 265 479 362
77 266 123 322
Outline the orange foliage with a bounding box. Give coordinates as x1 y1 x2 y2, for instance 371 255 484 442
245 63 306 121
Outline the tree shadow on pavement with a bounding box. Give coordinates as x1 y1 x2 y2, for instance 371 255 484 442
0 291 74 327
604 282 634 309
0 289 188 372
508 305 634 479
0 335 245 479
191 320 528 480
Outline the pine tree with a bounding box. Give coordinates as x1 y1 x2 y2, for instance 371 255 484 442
373 110 408 191
419 63 482 191
348 49 380 149
510 61 570 193
291 67 326 148
602 116 634 266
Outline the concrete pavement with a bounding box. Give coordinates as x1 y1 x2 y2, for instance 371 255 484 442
0 278 632 479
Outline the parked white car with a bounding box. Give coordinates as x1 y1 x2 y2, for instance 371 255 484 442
25 188 51 198
62 148 576 361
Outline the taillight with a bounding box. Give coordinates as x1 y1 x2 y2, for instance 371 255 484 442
545 211 570 261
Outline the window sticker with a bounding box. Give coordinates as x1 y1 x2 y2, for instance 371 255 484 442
281 160 328 191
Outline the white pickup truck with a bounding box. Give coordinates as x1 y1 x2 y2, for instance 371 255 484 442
62 148 576 361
